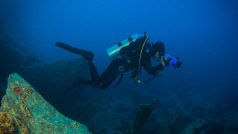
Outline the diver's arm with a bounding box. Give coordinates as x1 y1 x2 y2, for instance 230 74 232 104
144 59 164 75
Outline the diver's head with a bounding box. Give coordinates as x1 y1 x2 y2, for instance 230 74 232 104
151 41 165 61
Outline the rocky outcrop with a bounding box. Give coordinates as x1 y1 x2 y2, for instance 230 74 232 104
0 73 91 134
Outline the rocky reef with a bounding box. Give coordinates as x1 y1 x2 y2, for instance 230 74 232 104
0 73 91 134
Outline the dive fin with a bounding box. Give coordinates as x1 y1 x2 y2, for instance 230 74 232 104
56 42 94 60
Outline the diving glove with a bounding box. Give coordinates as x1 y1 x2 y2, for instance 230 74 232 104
163 54 182 68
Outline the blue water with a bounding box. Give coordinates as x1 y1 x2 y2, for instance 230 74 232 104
1 0 238 133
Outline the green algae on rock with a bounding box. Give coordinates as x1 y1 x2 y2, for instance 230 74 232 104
0 73 92 134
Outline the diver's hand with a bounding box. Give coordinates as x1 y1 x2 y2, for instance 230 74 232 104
175 60 182 68
165 56 182 68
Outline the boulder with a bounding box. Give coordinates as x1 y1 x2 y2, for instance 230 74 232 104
0 73 92 134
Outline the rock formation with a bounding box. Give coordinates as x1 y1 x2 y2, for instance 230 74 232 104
0 73 91 134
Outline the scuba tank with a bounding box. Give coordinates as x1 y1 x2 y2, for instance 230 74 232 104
107 33 148 87
106 33 144 58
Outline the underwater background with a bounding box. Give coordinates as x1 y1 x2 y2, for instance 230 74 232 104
1 0 238 133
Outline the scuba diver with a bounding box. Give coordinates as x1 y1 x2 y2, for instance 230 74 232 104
56 33 182 89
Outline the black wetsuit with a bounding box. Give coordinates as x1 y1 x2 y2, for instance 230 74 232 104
74 36 165 89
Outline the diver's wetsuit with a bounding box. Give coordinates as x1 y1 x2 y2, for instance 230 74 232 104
56 36 164 89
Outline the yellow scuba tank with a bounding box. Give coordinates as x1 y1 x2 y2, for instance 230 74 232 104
107 33 144 58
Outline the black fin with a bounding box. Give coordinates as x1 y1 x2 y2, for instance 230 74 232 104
56 42 94 60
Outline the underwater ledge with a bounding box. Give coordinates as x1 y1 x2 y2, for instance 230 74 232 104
0 73 92 134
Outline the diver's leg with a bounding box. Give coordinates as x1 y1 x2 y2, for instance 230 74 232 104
70 60 100 88
71 60 112 89
56 42 94 60
96 59 126 89
72 59 126 89
70 56 101 88
88 60 100 82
